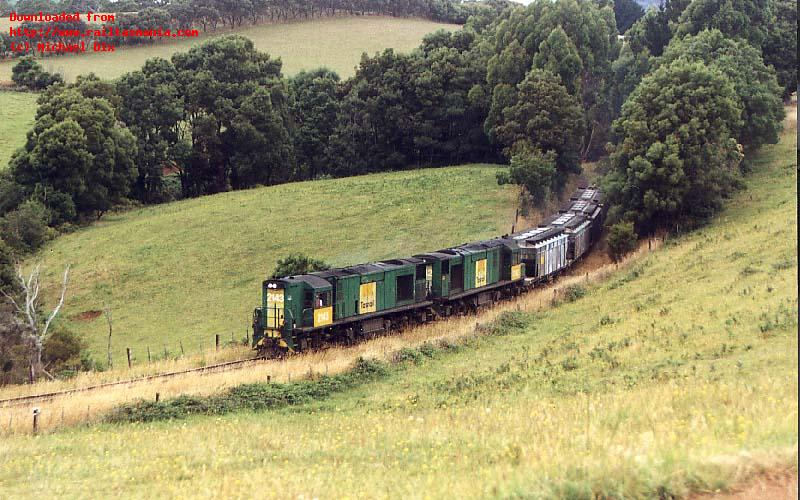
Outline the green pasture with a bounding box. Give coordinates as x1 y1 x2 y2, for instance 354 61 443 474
0 16 457 82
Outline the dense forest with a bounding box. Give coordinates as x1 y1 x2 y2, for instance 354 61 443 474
0 0 795 381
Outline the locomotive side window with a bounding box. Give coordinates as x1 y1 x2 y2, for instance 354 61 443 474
441 261 449 274
396 274 414 302
316 291 331 307
304 290 313 309
451 263 464 291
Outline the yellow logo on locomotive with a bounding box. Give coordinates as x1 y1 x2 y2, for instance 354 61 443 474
475 259 487 288
313 306 333 327
511 264 523 281
359 282 377 313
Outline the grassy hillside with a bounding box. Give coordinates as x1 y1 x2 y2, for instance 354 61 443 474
1 109 795 497
0 16 457 83
0 90 38 170
32 165 517 360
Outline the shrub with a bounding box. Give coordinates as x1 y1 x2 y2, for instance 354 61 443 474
107 356 389 423
271 253 331 278
498 145 558 207
0 238 17 295
607 221 638 262
11 57 63 90
42 327 91 378
562 285 587 302
0 200 52 254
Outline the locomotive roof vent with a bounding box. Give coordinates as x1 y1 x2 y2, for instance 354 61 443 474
571 200 588 210
552 214 574 226
513 227 548 240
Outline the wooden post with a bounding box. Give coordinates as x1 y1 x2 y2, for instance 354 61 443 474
215 334 220 352
245 326 249 344
267 375 271 383
179 341 185 356
147 346 151 364
155 392 160 402
32 408 40 434
28 364 34 384
126 348 132 369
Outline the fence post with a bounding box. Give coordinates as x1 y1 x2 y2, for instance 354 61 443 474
32 408 40 434
179 341 185 356
155 392 160 403
29 364 34 384
215 334 220 352
126 348 132 369
147 346 151 364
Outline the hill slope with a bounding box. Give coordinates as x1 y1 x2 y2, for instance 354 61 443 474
2 106 796 498
0 16 457 82
32 165 517 360
0 90 38 170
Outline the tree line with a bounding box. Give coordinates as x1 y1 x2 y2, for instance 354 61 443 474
1 0 794 247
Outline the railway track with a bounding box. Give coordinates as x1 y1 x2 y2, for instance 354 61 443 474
0 356 267 408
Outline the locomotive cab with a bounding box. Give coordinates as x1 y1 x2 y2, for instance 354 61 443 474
253 279 293 352
254 275 335 353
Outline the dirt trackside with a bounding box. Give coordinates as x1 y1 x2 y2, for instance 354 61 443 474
694 472 798 499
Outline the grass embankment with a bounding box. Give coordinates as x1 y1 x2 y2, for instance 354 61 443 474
30 165 517 361
0 109 795 498
0 234 619 435
0 16 457 82
0 90 38 170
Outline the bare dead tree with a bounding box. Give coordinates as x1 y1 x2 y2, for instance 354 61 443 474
1 264 70 381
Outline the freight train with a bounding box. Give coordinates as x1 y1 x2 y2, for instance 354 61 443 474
252 186 603 354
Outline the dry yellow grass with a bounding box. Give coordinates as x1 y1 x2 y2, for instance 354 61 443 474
0 239 658 436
